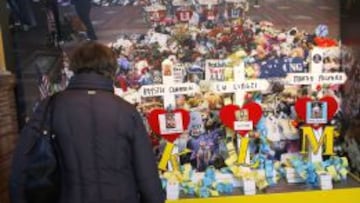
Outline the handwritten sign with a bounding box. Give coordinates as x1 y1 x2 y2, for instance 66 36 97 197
139 83 199 98
286 73 347 85
205 59 231 81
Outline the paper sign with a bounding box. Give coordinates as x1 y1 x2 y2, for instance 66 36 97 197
210 80 270 93
286 73 347 85
205 59 230 81
234 121 253 131
159 113 184 135
319 173 333 190
243 179 256 195
139 83 199 97
166 182 180 200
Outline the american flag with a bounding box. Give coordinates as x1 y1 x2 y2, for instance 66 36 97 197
39 74 51 100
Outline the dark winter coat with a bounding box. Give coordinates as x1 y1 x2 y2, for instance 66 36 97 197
10 73 165 203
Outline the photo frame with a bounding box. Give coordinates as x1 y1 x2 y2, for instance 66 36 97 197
306 101 328 124
159 112 184 135
234 109 253 131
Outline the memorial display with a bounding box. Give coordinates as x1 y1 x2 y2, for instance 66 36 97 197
49 0 359 201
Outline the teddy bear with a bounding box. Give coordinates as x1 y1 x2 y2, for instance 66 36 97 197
203 92 223 110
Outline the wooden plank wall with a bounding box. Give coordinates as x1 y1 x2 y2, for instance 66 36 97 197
0 74 18 203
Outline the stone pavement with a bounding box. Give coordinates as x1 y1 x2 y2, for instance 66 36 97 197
90 0 340 44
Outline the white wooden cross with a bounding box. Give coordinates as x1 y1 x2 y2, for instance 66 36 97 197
139 60 200 170
139 61 199 109
198 0 219 5
208 59 270 164
286 46 347 163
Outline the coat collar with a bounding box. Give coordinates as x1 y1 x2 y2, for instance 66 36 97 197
67 73 114 92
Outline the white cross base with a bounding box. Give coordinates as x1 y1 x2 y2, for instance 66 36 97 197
287 46 345 163
210 62 269 164
139 61 200 170
308 128 323 163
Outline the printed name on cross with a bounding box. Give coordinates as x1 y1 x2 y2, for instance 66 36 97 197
214 81 263 93
287 73 347 85
140 84 199 97
142 86 165 97
233 82 258 91
318 74 344 83
292 75 315 83
169 86 194 94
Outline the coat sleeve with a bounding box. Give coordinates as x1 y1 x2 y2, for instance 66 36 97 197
9 101 47 203
131 112 165 203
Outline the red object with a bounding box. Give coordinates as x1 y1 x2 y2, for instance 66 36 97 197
294 96 338 129
219 102 263 136
291 120 299 128
316 84 322 91
116 75 128 92
149 10 167 22
314 37 338 47
149 133 160 147
204 7 218 21
147 109 190 143
175 10 193 22
232 25 243 34
245 93 252 100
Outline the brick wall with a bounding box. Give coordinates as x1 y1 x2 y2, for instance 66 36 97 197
0 73 18 203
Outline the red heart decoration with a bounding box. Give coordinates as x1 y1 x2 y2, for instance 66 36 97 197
294 97 312 121
219 102 263 136
147 109 190 143
295 96 338 128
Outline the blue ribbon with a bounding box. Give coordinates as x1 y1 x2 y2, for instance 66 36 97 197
199 186 210 198
306 163 318 187
265 160 275 186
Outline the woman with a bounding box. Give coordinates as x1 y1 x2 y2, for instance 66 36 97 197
10 42 165 203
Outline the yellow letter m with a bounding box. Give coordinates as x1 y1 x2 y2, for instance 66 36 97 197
301 126 335 155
